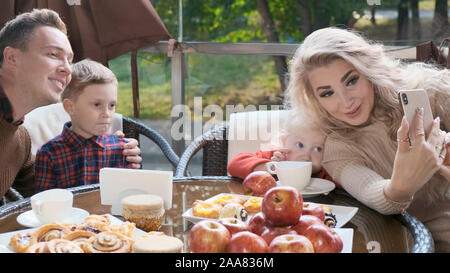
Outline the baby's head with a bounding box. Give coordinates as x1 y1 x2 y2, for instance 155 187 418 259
280 110 326 174
61 59 118 138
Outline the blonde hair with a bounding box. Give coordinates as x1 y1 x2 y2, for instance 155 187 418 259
62 59 118 100
280 109 324 138
285 27 450 141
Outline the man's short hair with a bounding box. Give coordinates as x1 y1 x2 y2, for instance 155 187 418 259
62 59 118 100
0 9 67 67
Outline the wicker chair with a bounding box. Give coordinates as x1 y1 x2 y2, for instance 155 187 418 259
175 125 229 177
0 116 179 206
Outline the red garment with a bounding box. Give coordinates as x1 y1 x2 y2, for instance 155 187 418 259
227 150 339 188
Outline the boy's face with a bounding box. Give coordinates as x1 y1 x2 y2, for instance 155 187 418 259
281 128 325 174
64 82 117 139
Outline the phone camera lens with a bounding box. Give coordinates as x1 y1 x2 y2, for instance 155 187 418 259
402 93 408 105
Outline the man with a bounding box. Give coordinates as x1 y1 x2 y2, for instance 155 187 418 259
0 9 142 199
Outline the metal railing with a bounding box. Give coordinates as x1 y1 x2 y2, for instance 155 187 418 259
140 41 420 155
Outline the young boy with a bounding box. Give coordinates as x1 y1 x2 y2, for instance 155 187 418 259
227 110 335 184
35 59 130 192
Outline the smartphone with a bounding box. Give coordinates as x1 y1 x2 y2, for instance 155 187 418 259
398 89 434 139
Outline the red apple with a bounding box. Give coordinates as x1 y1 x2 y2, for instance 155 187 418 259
242 171 277 196
291 215 324 235
302 202 325 222
303 224 343 253
260 225 297 245
247 212 267 235
227 231 268 253
188 220 231 253
269 234 314 253
262 186 302 227
218 217 249 234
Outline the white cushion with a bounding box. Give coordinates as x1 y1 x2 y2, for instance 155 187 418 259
23 103 123 155
227 110 289 169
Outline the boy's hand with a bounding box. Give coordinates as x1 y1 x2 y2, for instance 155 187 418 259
270 148 290 161
114 130 142 169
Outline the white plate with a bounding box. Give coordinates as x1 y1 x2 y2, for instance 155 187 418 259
0 214 146 253
16 207 90 228
335 228 353 253
300 178 336 197
182 193 358 228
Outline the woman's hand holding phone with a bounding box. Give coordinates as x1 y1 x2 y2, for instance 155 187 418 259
386 108 444 202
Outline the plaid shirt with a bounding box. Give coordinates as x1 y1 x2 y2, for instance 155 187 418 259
0 84 23 126
35 122 130 192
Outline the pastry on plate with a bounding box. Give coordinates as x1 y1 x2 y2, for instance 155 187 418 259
192 200 222 219
29 223 71 245
218 203 248 222
121 194 165 232
9 232 33 253
132 235 183 253
46 239 84 253
212 194 246 206
243 197 262 214
83 231 132 253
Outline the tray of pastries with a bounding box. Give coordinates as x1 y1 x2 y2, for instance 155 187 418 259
182 193 358 228
0 214 184 253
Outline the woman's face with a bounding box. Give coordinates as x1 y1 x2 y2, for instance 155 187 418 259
307 59 375 126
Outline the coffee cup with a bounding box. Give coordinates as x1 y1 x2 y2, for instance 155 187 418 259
30 189 73 224
266 161 312 191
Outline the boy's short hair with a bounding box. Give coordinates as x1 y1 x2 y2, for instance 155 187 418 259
0 9 67 67
62 59 118 100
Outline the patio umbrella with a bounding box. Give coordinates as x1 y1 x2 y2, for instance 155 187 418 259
0 0 174 118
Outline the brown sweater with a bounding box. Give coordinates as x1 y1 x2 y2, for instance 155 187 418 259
0 118 35 199
322 89 450 252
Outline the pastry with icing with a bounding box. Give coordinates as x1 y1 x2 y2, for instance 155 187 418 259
29 223 71 245
83 231 132 253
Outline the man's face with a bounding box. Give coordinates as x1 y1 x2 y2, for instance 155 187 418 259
15 26 73 108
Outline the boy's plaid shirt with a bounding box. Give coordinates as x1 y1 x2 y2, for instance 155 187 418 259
35 122 130 192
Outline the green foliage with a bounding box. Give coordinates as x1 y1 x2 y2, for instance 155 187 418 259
151 0 369 43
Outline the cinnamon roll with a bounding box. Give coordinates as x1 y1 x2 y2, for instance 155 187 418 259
9 232 33 253
63 230 95 249
25 242 50 253
83 231 132 253
29 223 71 245
47 239 84 253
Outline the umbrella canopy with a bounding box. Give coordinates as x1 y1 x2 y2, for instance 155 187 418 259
0 0 173 118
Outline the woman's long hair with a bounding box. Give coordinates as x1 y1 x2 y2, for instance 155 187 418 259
285 27 450 142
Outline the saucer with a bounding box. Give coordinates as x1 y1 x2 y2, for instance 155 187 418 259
16 207 89 228
300 178 336 197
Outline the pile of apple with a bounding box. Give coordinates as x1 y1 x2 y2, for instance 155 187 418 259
188 185 343 253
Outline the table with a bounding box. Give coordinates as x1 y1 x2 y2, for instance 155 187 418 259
0 176 433 253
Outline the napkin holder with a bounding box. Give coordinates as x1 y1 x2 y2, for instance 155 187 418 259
99 168 173 215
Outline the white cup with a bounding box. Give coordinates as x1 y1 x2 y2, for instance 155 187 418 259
30 189 73 224
266 161 312 191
